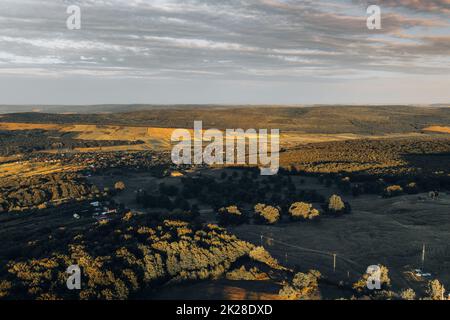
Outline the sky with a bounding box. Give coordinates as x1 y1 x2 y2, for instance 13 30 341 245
0 0 449 105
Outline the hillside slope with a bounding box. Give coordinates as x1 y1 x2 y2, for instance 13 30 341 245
0 106 449 134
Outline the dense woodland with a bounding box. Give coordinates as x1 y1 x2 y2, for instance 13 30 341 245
0 130 143 156
282 137 450 174
0 173 101 213
0 214 283 300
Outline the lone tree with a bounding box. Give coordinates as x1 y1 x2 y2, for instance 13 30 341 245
288 202 320 221
114 181 126 191
400 288 416 300
327 194 345 213
253 204 280 225
427 279 446 300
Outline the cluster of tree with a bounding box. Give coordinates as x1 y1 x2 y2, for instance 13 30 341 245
137 170 327 226
278 270 322 300
23 151 174 177
176 173 308 210
218 195 351 225
0 214 262 300
322 172 450 199
0 173 101 213
253 204 281 225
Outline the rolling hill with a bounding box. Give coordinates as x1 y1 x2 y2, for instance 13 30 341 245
0 105 449 134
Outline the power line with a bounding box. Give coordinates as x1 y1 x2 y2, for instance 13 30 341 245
250 231 360 268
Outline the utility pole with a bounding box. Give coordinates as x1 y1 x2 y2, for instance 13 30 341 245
333 253 337 273
260 234 263 247
422 243 426 268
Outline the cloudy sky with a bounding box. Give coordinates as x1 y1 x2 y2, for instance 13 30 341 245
0 0 449 105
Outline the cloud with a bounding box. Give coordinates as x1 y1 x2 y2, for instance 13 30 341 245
354 0 450 14
0 36 147 53
143 36 259 51
0 51 64 65
0 0 448 101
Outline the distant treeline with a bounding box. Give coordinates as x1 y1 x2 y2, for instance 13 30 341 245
282 136 450 174
1 105 450 133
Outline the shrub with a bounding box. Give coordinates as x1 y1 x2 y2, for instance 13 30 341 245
400 288 416 300
383 185 403 198
324 194 351 215
328 195 345 212
114 181 126 191
0 280 12 298
122 211 134 222
404 182 419 194
288 202 320 221
253 204 280 224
